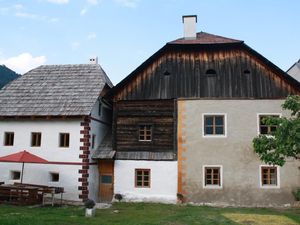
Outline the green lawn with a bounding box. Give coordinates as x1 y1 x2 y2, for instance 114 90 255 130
0 203 299 225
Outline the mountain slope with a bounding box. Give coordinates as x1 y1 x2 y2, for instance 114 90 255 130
0 65 20 89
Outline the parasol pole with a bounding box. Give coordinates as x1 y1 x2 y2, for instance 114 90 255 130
21 162 24 184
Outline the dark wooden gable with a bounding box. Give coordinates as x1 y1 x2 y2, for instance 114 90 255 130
112 44 299 101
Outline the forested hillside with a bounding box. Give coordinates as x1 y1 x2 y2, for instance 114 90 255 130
0 65 20 89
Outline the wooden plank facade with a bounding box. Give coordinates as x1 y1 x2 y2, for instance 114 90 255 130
109 32 300 161
113 45 299 101
112 100 176 160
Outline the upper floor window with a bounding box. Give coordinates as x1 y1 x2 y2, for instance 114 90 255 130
98 102 102 116
258 114 280 135
4 132 14 146
203 114 226 137
31 132 41 147
59 133 70 148
205 69 217 76
92 134 96 149
139 125 152 141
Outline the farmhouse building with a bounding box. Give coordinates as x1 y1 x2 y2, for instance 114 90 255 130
0 61 113 202
106 15 300 206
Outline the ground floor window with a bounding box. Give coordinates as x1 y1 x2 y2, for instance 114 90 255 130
260 166 279 188
49 172 59 182
10 171 21 180
203 165 222 189
135 169 150 188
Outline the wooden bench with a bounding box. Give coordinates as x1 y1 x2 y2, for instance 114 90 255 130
13 183 64 206
0 185 40 205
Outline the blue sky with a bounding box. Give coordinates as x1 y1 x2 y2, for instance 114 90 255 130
0 0 299 84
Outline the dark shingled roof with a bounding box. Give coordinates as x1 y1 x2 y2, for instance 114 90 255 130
169 31 243 45
92 131 116 160
0 64 113 116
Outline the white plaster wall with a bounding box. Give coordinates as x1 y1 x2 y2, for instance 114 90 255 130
0 119 82 201
0 162 81 201
114 160 178 203
287 63 300 82
0 119 81 162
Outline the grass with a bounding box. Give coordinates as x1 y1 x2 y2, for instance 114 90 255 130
0 203 299 225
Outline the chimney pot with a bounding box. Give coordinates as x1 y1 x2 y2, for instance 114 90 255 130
89 56 98 64
182 15 197 40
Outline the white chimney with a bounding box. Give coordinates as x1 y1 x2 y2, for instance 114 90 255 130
89 56 98 64
182 15 197 39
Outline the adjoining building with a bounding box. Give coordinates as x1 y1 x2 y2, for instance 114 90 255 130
0 58 113 202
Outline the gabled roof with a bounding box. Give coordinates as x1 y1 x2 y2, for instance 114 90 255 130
109 31 300 98
0 64 113 117
169 31 243 45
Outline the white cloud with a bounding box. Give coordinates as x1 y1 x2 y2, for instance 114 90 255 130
115 0 139 8
87 32 96 40
87 0 99 5
71 41 80 50
49 17 59 23
15 12 39 19
13 4 23 10
0 53 47 74
80 8 87 15
47 0 69 4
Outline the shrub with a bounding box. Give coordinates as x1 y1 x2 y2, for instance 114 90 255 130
114 194 123 202
293 188 300 201
84 199 95 209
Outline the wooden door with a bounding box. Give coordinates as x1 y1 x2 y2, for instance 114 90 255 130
98 160 114 202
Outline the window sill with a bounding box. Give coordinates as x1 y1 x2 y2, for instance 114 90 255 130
260 185 280 189
203 185 223 189
202 135 227 138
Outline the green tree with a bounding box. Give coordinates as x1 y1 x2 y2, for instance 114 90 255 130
253 95 300 166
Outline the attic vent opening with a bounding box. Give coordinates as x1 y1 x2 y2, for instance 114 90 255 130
205 69 217 75
244 69 251 74
163 70 171 76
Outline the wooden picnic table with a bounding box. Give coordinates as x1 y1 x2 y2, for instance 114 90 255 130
0 183 64 206
0 184 40 205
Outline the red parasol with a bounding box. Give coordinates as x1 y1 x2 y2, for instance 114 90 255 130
0 150 48 183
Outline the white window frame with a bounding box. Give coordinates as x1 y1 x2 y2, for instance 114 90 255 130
49 172 60 183
202 165 223 189
257 113 282 135
10 170 21 181
259 165 280 189
202 113 227 138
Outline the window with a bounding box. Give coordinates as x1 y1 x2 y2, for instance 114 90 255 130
203 166 222 188
98 102 102 116
31 132 41 147
139 125 152 141
4 132 14 146
92 134 96 149
59 133 70 147
205 69 217 75
203 114 226 137
244 69 251 74
135 169 150 188
10 171 21 180
101 175 112 184
260 166 279 188
258 114 280 135
50 172 59 182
